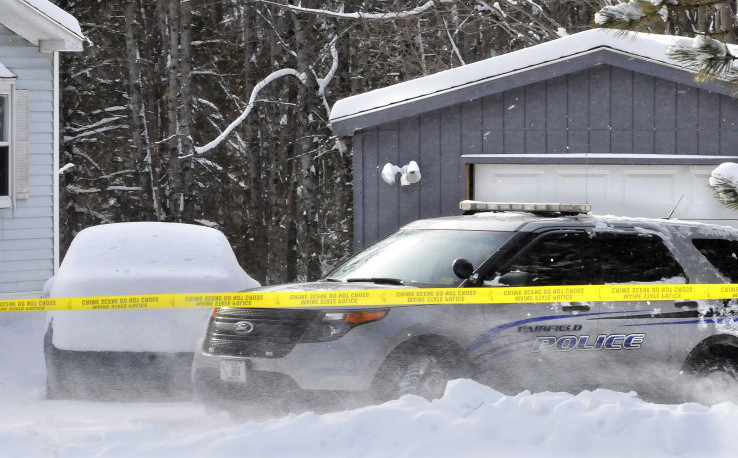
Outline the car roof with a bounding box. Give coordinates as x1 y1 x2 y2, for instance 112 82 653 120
401 212 572 232
400 211 738 238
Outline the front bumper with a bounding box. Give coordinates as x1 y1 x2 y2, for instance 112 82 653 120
192 318 392 394
192 365 301 408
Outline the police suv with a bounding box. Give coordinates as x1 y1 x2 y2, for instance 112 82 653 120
192 201 738 411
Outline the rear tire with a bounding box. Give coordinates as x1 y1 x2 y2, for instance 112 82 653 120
693 358 738 405
45 376 67 400
44 324 69 400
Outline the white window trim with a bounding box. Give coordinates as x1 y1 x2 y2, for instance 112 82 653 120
0 81 13 209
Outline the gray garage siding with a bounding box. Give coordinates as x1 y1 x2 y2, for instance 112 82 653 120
471 65 738 158
354 63 738 251
0 25 54 295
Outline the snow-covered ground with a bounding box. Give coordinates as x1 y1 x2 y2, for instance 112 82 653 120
2 313 738 457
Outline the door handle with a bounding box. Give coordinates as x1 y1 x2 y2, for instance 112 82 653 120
562 302 590 313
675 300 699 309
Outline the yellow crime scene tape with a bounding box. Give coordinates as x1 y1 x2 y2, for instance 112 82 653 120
3 284 738 312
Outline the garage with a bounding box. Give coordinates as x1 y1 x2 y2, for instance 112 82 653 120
472 163 735 224
330 29 738 251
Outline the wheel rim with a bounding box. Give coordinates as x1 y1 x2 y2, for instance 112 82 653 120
419 365 447 399
396 355 450 400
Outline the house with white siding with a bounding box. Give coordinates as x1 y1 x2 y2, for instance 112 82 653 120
0 0 83 299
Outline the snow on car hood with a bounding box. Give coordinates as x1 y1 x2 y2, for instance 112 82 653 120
48 222 259 352
252 281 412 293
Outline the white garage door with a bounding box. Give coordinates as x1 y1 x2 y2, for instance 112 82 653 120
474 164 738 228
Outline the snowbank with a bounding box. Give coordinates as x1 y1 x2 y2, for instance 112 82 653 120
187 382 734 457
2 315 738 456
3 379 738 456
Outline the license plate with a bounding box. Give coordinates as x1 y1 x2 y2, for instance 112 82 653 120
220 360 247 383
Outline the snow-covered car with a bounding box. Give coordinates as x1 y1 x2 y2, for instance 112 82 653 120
44 222 259 399
193 201 738 413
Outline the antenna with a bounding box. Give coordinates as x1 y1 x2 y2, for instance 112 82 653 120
585 151 589 205
666 195 685 220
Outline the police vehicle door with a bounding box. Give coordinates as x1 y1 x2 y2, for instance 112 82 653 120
584 231 688 394
474 230 601 393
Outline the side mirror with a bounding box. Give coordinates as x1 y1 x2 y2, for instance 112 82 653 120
498 271 531 287
452 258 474 279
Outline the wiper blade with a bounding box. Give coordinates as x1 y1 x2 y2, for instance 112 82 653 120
345 277 405 285
320 278 344 282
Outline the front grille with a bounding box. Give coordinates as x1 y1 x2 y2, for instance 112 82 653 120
204 308 318 358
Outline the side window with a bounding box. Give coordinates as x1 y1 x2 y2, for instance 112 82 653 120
496 232 594 286
594 233 686 284
692 238 738 282
0 84 28 207
0 93 8 200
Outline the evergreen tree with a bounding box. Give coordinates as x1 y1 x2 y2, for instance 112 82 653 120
595 1 738 86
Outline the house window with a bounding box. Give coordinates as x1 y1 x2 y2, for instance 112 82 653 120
0 93 9 202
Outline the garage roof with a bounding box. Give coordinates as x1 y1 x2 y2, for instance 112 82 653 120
0 0 84 52
330 29 731 136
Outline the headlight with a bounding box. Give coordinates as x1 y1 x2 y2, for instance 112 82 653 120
299 310 389 342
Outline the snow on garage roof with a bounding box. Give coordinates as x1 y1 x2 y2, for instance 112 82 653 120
330 29 724 136
0 0 84 52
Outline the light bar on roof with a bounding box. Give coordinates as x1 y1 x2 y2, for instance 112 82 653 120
459 200 591 214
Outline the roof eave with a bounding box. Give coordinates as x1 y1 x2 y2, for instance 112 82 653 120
0 62 17 79
1 0 84 52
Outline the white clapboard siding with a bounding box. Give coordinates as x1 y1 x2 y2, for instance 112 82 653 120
0 25 54 296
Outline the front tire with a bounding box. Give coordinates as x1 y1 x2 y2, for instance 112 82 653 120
397 355 449 400
373 347 469 402
693 358 738 405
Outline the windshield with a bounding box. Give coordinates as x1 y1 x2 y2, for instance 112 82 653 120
326 230 513 286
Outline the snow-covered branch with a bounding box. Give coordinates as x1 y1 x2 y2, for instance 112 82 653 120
443 18 466 65
68 148 102 172
315 37 339 115
58 163 75 175
193 68 307 156
594 0 674 29
66 116 125 133
106 186 142 192
710 162 738 211
99 169 135 180
258 0 435 20
63 123 129 142
316 37 338 96
668 34 738 84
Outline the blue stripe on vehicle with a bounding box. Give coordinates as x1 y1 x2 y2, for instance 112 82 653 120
620 318 738 327
467 310 640 352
